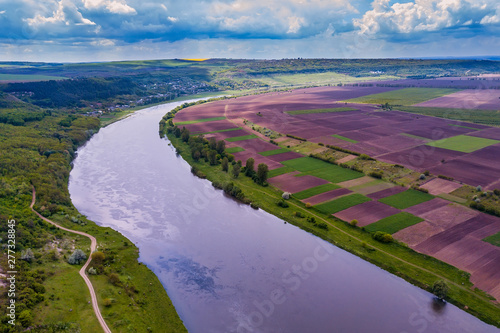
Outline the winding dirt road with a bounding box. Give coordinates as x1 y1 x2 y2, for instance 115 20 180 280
30 187 112 333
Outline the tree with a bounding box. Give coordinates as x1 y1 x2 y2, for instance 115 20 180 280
91 251 105 264
257 163 269 184
432 280 448 300
193 150 201 161
208 150 217 165
245 158 255 176
21 248 35 263
221 157 229 172
181 128 190 142
68 249 87 265
232 163 241 178
216 140 226 154
209 137 217 150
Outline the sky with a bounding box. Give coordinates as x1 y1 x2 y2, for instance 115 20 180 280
1 0 500 62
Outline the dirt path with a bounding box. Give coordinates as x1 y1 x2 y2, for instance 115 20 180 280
30 187 112 333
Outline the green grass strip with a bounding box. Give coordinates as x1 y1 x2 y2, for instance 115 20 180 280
268 166 296 178
226 147 245 154
397 106 500 126
281 157 331 172
448 124 482 131
258 148 290 156
400 133 432 142
286 107 356 115
199 127 242 135
365 212 424 234
331 134 358 144
349 179 386 191
225 134 259 142
379 189 434 209
343 88 458 106
426 135 500 153
314 194 371 215
303 165 364 183
293 183 341 199
483 232 500 247
175 116 226 125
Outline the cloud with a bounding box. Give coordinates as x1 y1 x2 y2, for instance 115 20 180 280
26 0 95 27
355 0 499 39
82 0 137 15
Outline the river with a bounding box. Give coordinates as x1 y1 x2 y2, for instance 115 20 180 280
69 100 499 333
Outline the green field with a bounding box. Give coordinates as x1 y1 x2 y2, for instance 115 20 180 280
426 135 500 153
349 179 386 191
268 166 296 178
365 212 424 234
304 165 364 183
397 106 500 126
379 189 434 209
315 194 372 215
226 146 245 153
258 148 290 156
175 116 226 125
344 88 459 106
199 127 242 134
484 232 500 247
0 73 68 81
286 107 357 115
448 124 482 130
400 133 432 142
281 157 332 172
225 134 259 142
331 134 358 143
293 183 341 199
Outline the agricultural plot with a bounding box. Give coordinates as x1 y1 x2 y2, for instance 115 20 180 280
302 188 353 205
343 88 458 106
268 166 295 178
286 107 357 115
364 212 424 234
225 134 259 142
333 201 400 227
281 157 332 172
415 89 500 110
331 134 358 143
426 135 500 153
484 232 500 247
258 148 290 156
293 183 340 199
420 178 462 195
267 172 329 193
379 189 434 209
175 116 226 125
225 147 245 154
303 165 364 183
314 194 371 215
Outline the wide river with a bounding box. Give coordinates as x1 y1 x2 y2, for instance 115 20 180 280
69 101 499 333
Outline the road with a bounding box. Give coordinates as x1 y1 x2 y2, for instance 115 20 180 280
30 187 112 333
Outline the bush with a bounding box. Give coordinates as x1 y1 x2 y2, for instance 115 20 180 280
350 219 358 227
369 171 383 179
305 203 312 208
307 216 316 224
437 174 453 181
293 211 305 218
67 249 86 265
359 154 373 160
103 298 113 307
432 280 448 300
316 222 328 230
494 189 500 196
419 174 426 180
88 267 98 275
21 248 35 263
108 273 121 286
476 185 482 192
282 192 291 200
423 170 430 176
277 199 289 208
372 231 393 243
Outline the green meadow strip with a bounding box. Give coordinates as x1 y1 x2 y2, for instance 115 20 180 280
199 127 242 134
175 116 226 125
226 147 245 154
293 183 340 199
286 107 357 115
258 148 290 156
364 212 424 234
225 134 259 142
400 133 432 142
426 135 500 153
268 166 296 178
314 194 371 215
448 124 482 130
379 189 434 209
331 134 358 144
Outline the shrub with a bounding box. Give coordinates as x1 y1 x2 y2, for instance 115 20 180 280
438 174 453 181
359 154 373 160
494 189 500 196
305 203 312 208
476 185 482 192
277 199 289 208
316 222 328 230
282 192 291 200
88 267 98 275
91 251 105 264
250 202 259 210
372 231 393 243
21 248 35 263
423 170 430 176
108 273 121 286
350 219 358 227
293 211 305 218
419 174 426 180
306 216 316 224
432 280 449 300
369 171 383 179
103 298 113 307
67 249 86 265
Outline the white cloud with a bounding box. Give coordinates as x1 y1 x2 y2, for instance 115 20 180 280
90 38 116 46
82 0 136 15
355 0 498 36
0 10 6 15
287 16 305 34
167 16 178 23
26 0 95 27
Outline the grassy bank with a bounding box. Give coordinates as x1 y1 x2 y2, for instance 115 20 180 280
164 122 500 328
0 98 186 332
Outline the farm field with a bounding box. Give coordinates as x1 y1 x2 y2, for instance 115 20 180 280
0 73 68 82
172 83 500 301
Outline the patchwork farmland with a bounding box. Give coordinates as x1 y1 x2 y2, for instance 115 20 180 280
173 82 500 300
